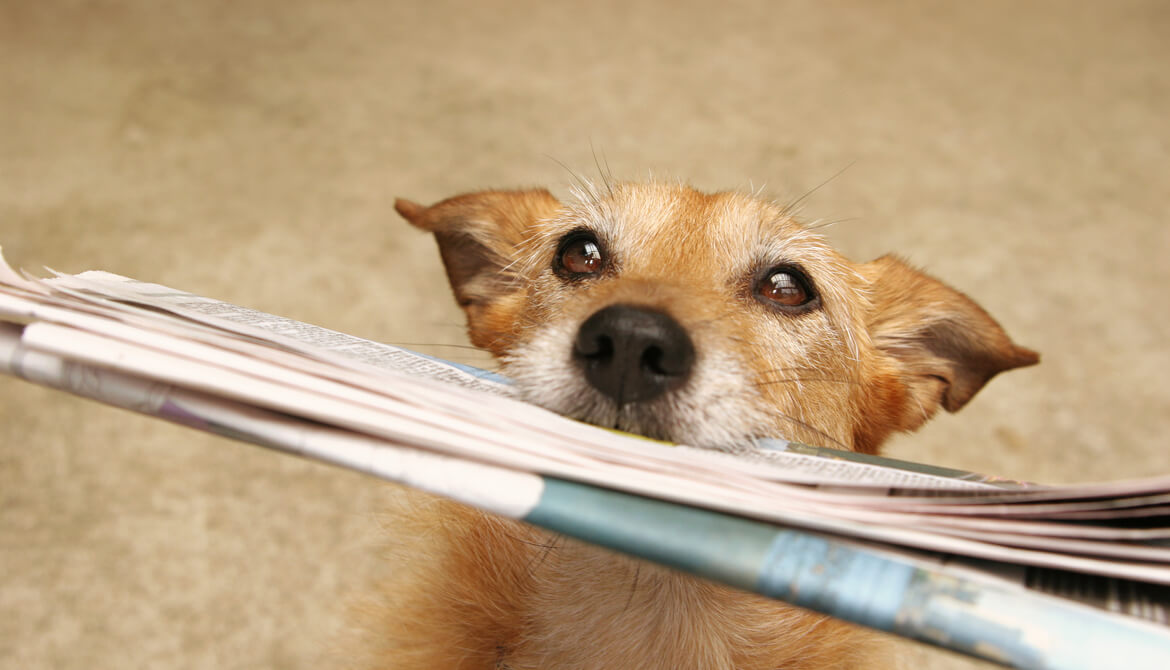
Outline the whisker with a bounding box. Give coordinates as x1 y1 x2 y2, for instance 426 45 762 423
544 154 598 202
755 366 833 377
403 321 477 331
384 342 487 352
754 377 859 387
805 216 859 231
590 140 615 198
525 533 564 575
770 412 851 451
779 162 854 218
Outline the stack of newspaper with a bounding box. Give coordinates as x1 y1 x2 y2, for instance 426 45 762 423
1 249 1167 669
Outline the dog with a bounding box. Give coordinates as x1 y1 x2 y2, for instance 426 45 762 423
366 181 1038 669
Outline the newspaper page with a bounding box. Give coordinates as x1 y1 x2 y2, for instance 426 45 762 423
2 257 1169 571
2 251 1170 668
5 328 1170 670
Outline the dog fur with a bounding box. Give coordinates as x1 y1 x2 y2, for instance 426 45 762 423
363 182 1037 669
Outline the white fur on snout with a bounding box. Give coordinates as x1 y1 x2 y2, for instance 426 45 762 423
502 315 773 452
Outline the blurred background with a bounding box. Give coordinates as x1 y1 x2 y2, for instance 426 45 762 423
2 1 1167 668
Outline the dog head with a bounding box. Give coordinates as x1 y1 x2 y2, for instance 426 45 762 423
396 182 1037 454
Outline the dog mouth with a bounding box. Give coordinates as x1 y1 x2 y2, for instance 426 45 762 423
517 384 760 452
529 390 688 444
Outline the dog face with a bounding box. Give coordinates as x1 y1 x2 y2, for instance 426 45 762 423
396 182 1037 454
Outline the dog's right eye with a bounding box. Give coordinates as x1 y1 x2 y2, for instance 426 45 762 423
754 265 820 313
555 233 606 278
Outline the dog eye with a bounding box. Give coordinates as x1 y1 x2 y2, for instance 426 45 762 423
755 266 818 311
555 233 606 278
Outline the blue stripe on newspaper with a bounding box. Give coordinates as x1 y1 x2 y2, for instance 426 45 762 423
524 477 1170 670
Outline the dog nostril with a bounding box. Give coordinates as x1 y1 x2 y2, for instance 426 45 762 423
573 305 695 405
642 345 665 374
641 343 692 377
577 333 614 361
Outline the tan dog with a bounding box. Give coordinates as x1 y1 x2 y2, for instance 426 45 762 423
370 182 1037 669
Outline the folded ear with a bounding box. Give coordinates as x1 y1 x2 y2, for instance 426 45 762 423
860 256 1038 431
395 189 562 354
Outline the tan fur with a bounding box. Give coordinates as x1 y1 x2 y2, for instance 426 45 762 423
366 182 1038 669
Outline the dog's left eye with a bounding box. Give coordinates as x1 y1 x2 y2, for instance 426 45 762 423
555 233 606 278
755 266 818 311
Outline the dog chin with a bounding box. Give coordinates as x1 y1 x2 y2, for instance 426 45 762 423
504 367 767 453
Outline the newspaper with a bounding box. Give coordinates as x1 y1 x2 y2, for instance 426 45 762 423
2 250 1168 669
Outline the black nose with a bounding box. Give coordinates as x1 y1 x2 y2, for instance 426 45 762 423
573 305 695 405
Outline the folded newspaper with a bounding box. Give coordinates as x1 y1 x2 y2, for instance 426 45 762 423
1 249 1168 670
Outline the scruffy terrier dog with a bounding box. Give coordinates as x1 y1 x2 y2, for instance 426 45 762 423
372 182 1037 669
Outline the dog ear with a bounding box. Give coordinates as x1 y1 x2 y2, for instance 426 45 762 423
860 255 1038 432
395 189 562 354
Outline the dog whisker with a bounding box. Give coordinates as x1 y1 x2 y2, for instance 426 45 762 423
590 140 615 199
754 377 859 387
545 154 596 202
386 342 491 353
777 162 854 219
805 216 859 231
524 533 564 576
756 363 852 374
769 412 851 451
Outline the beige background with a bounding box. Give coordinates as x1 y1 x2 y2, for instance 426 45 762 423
2 1 1167 668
